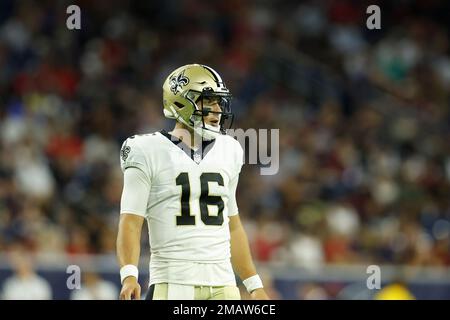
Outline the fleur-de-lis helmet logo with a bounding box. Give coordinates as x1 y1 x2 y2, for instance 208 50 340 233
169 71 189 95
121 146 130 161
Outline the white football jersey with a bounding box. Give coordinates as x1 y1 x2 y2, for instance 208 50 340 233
119 130 243 286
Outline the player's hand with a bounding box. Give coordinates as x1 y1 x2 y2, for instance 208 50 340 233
119 277 141 300
250 288 269 300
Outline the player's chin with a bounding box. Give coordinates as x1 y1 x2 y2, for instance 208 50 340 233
206 121 219 128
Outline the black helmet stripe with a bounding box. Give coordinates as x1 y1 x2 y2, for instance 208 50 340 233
202 65 225 88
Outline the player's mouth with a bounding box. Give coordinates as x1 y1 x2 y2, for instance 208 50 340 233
209 119 219 126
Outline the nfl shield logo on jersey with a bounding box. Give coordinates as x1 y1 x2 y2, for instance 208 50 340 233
193 152 202 164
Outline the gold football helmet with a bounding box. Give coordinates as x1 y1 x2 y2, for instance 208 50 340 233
162 64 233 140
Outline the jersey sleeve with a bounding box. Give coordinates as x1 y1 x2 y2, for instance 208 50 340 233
120 167 150 217
119 137 151 217
235 139 244 175
120 137 151 178
227 174 239 216
227 139 244 216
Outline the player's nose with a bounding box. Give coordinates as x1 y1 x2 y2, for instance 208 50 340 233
209 114 220 124
207 104 221 124
210 102 221 113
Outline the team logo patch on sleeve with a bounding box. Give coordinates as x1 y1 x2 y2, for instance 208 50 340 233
169 71 189 95
121 145 131 161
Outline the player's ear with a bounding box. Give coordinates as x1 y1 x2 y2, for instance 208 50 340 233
195 96 203 109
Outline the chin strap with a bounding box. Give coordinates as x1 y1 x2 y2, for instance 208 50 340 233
193 122 222 141
164 106 222 141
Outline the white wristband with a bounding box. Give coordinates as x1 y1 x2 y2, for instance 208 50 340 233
242 275 263 293
120 265 139 284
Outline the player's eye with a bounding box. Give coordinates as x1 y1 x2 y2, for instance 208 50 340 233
204 97 218 105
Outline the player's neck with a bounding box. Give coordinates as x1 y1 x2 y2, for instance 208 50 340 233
170 123 202 150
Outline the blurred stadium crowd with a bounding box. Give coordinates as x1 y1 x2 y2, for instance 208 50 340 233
0 0 449 299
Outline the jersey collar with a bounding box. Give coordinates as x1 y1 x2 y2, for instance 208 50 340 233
159 130 216 164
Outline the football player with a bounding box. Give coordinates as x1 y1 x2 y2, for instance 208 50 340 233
116 64 269 300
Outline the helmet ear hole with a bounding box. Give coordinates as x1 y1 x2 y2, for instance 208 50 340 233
174 102 185 109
